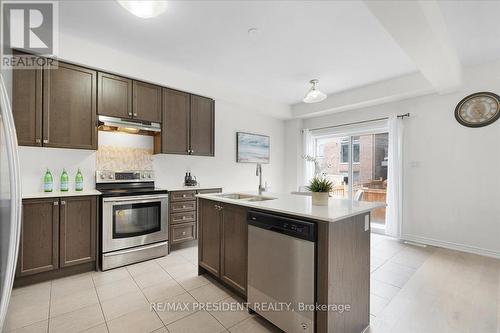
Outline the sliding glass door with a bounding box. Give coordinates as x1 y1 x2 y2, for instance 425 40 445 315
311 127 389 227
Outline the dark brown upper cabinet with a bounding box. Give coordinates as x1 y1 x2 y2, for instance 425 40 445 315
133 81 161 122
190 95 215 156
12 62 43 146
156 92 214 156
59 196 97 268
43 62 97 150
98 72 132 119
158 88 190 154
17 198 59 277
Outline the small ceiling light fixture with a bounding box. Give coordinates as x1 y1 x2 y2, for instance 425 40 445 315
117 0 168 18
303 79 327 103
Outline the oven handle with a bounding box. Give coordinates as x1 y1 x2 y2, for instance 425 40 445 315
102 194 169 203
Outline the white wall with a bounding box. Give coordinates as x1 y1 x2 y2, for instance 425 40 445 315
17 33 286 194
153 99 284 192
286 60 500 258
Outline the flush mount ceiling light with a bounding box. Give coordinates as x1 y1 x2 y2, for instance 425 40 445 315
117 0 167 18
303 79 327 103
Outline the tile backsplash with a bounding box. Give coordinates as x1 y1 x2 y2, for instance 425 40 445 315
96 146 153 171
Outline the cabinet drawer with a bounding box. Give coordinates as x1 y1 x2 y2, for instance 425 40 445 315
170 191 196 202
170 211 196 225
171 223 196 244
170 200 197 213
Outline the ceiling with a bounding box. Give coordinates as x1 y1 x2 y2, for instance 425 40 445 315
58 1 500 110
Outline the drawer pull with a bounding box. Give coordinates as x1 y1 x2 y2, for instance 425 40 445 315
182 231 186 235
182 216 187 220
182 194 187 198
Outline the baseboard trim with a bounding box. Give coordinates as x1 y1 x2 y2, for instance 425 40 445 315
401 234 500 259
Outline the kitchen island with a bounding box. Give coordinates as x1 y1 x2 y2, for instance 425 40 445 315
196 192 385 333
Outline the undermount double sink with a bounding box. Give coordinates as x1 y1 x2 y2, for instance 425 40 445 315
216 193 276 202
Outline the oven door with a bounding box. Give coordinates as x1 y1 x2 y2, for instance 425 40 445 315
102 194 168 253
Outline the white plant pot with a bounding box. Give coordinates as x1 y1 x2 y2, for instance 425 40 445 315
311 192 329 206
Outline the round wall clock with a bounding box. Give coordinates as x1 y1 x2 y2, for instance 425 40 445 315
455 92 500 128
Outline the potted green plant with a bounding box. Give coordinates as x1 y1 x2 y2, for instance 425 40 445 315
307 176 333 206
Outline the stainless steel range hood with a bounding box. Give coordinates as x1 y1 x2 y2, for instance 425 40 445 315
98 115 161 134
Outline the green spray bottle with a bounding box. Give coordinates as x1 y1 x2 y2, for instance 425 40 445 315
75 169 84 191
60 169 69 192
43 169 53 192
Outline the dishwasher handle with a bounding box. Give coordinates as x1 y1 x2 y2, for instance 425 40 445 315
247 210 316 242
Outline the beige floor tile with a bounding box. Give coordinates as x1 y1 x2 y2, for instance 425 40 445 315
156 254 189 268
166 310 225 333
49 303 104 333
7 319 48 333
371 266 411 288
142 279 185 303
133 269 173 289
51 273 94 298
189 282 230 304
151 328 168 333
100 290 150 321
107 307 164 333
92 267 131 287
81 323 109 333
175 272 211 291
126 260 164 277
370 293 390 316
229 316 282 333
370 256 386 272
11 282 51 297
96 277 140 301
50 287 99 318
370 279 401 301
163 262 198 280
209 296 252 329
154 292 199 325
5 292 50 331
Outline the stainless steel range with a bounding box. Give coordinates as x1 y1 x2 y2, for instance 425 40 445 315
96 170 168 270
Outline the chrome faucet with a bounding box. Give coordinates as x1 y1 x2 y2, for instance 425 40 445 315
256 163 265 194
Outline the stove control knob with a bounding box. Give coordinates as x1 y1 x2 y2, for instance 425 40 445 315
108 175 113 179
100 174 105 179
148 173 152 178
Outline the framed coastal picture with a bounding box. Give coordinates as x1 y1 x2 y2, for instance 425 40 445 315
236 132 270 164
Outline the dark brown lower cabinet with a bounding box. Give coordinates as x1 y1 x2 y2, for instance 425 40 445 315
59 196 97 268
16 196 97 283
198 199 221 276
220 204 247 295
198 198 247 295
17 198 59 277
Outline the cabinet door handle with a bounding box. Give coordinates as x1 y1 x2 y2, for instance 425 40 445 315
133 113 137 117
53 201 58 206
35 138 41 144
182 231 186 235
61 201 66 205
182 194 187 198
43 139 49 144
128 112 132 116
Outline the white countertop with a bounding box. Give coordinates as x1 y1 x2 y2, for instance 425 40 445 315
23 189 102 199
196 191 386 223
166 185 223 192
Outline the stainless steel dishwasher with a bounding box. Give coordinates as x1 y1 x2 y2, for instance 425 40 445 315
247 210 316 333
